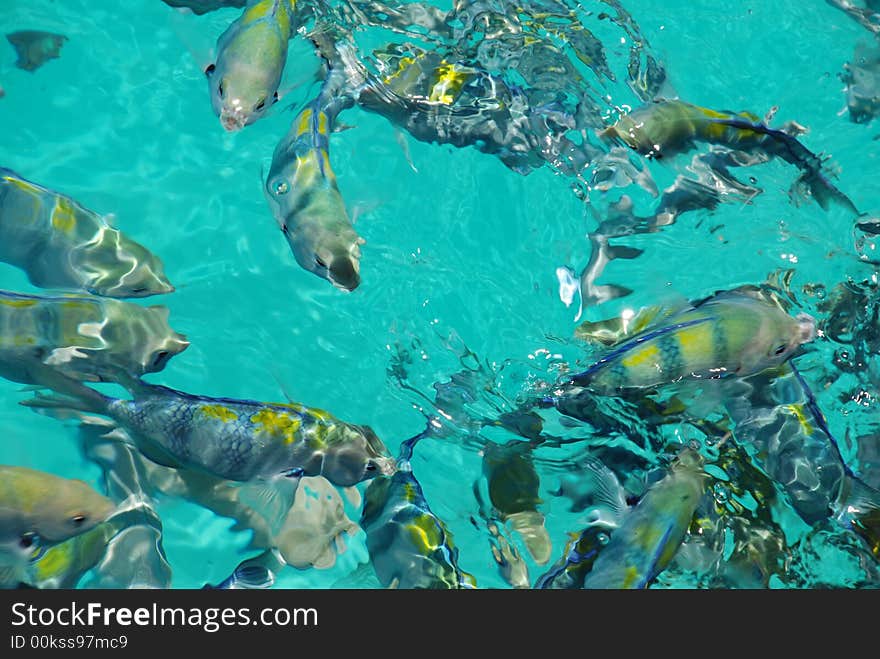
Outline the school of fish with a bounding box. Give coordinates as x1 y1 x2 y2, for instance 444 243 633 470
0 0 878 591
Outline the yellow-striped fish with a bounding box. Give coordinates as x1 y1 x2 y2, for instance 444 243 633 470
206 0 296 131
560 289 816 394
601 99 860 215
0 168 173 298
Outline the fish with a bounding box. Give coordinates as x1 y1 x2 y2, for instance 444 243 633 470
22 520 117 589
0 465 114 586
354 42 594 177
21 375 395 494
842 41 880 124
0 289 188 393
555 288 817 395
6 31 68 72
601 99 862 216
52 411 357 571
479 440 551 565
360 429 477 589
536 456 629 589
825 0 880 35
74 420 173 589
264 58 364 291
206 0 296 131
204 549 280 589
721 361 880 537
581 447 709 589
0 168 174 298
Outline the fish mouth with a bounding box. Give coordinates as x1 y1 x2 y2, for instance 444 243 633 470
220 111 246 132
327 255 361 292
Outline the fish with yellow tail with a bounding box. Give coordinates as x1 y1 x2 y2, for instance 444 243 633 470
264 58 364 291
360 427 477 589
601 99 862 216
0 465 115 588
0 289 188 394
0 168 174 298
205 0 296 131
549 288 816 398
581 446 709 589
20 375 395 532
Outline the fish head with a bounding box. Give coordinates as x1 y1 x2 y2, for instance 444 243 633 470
205 56 280 132
86 233 174 298
142 333 190 374
96 303 189 377
265 171 365 291
743 309 817 374
34 477 116 544
319 425 397 487
285 225 363 292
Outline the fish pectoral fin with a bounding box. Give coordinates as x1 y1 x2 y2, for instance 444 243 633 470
235 477 300 537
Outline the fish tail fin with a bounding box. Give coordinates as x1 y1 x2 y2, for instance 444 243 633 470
715 117 861 216
581 458 630 525
19 381 111 419
836 475 880 555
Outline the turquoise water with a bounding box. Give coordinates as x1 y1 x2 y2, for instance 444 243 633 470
1 0 879 589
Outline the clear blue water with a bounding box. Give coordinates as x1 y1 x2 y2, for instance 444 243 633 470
1 0 878 589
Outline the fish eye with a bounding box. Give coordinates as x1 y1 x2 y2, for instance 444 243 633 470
205 63 216 77
273 180 289 196
19 532 38 549
773 344 787 356
72 514 87 526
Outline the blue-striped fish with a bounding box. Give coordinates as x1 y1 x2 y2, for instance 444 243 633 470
0 289 188 391
536 455 629 589
0 465 114 587
558 289 816 394
581 447 708 589
21 376 395 489
360 429 477 589
264 62 363 291
206 0 296 131
601 99 861 216
0 168 174 298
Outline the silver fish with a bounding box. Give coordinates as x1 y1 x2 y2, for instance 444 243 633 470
206 0 296 131
0 289 188 392
0 168 174 298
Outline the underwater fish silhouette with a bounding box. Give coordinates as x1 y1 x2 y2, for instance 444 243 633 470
6 30 68 72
